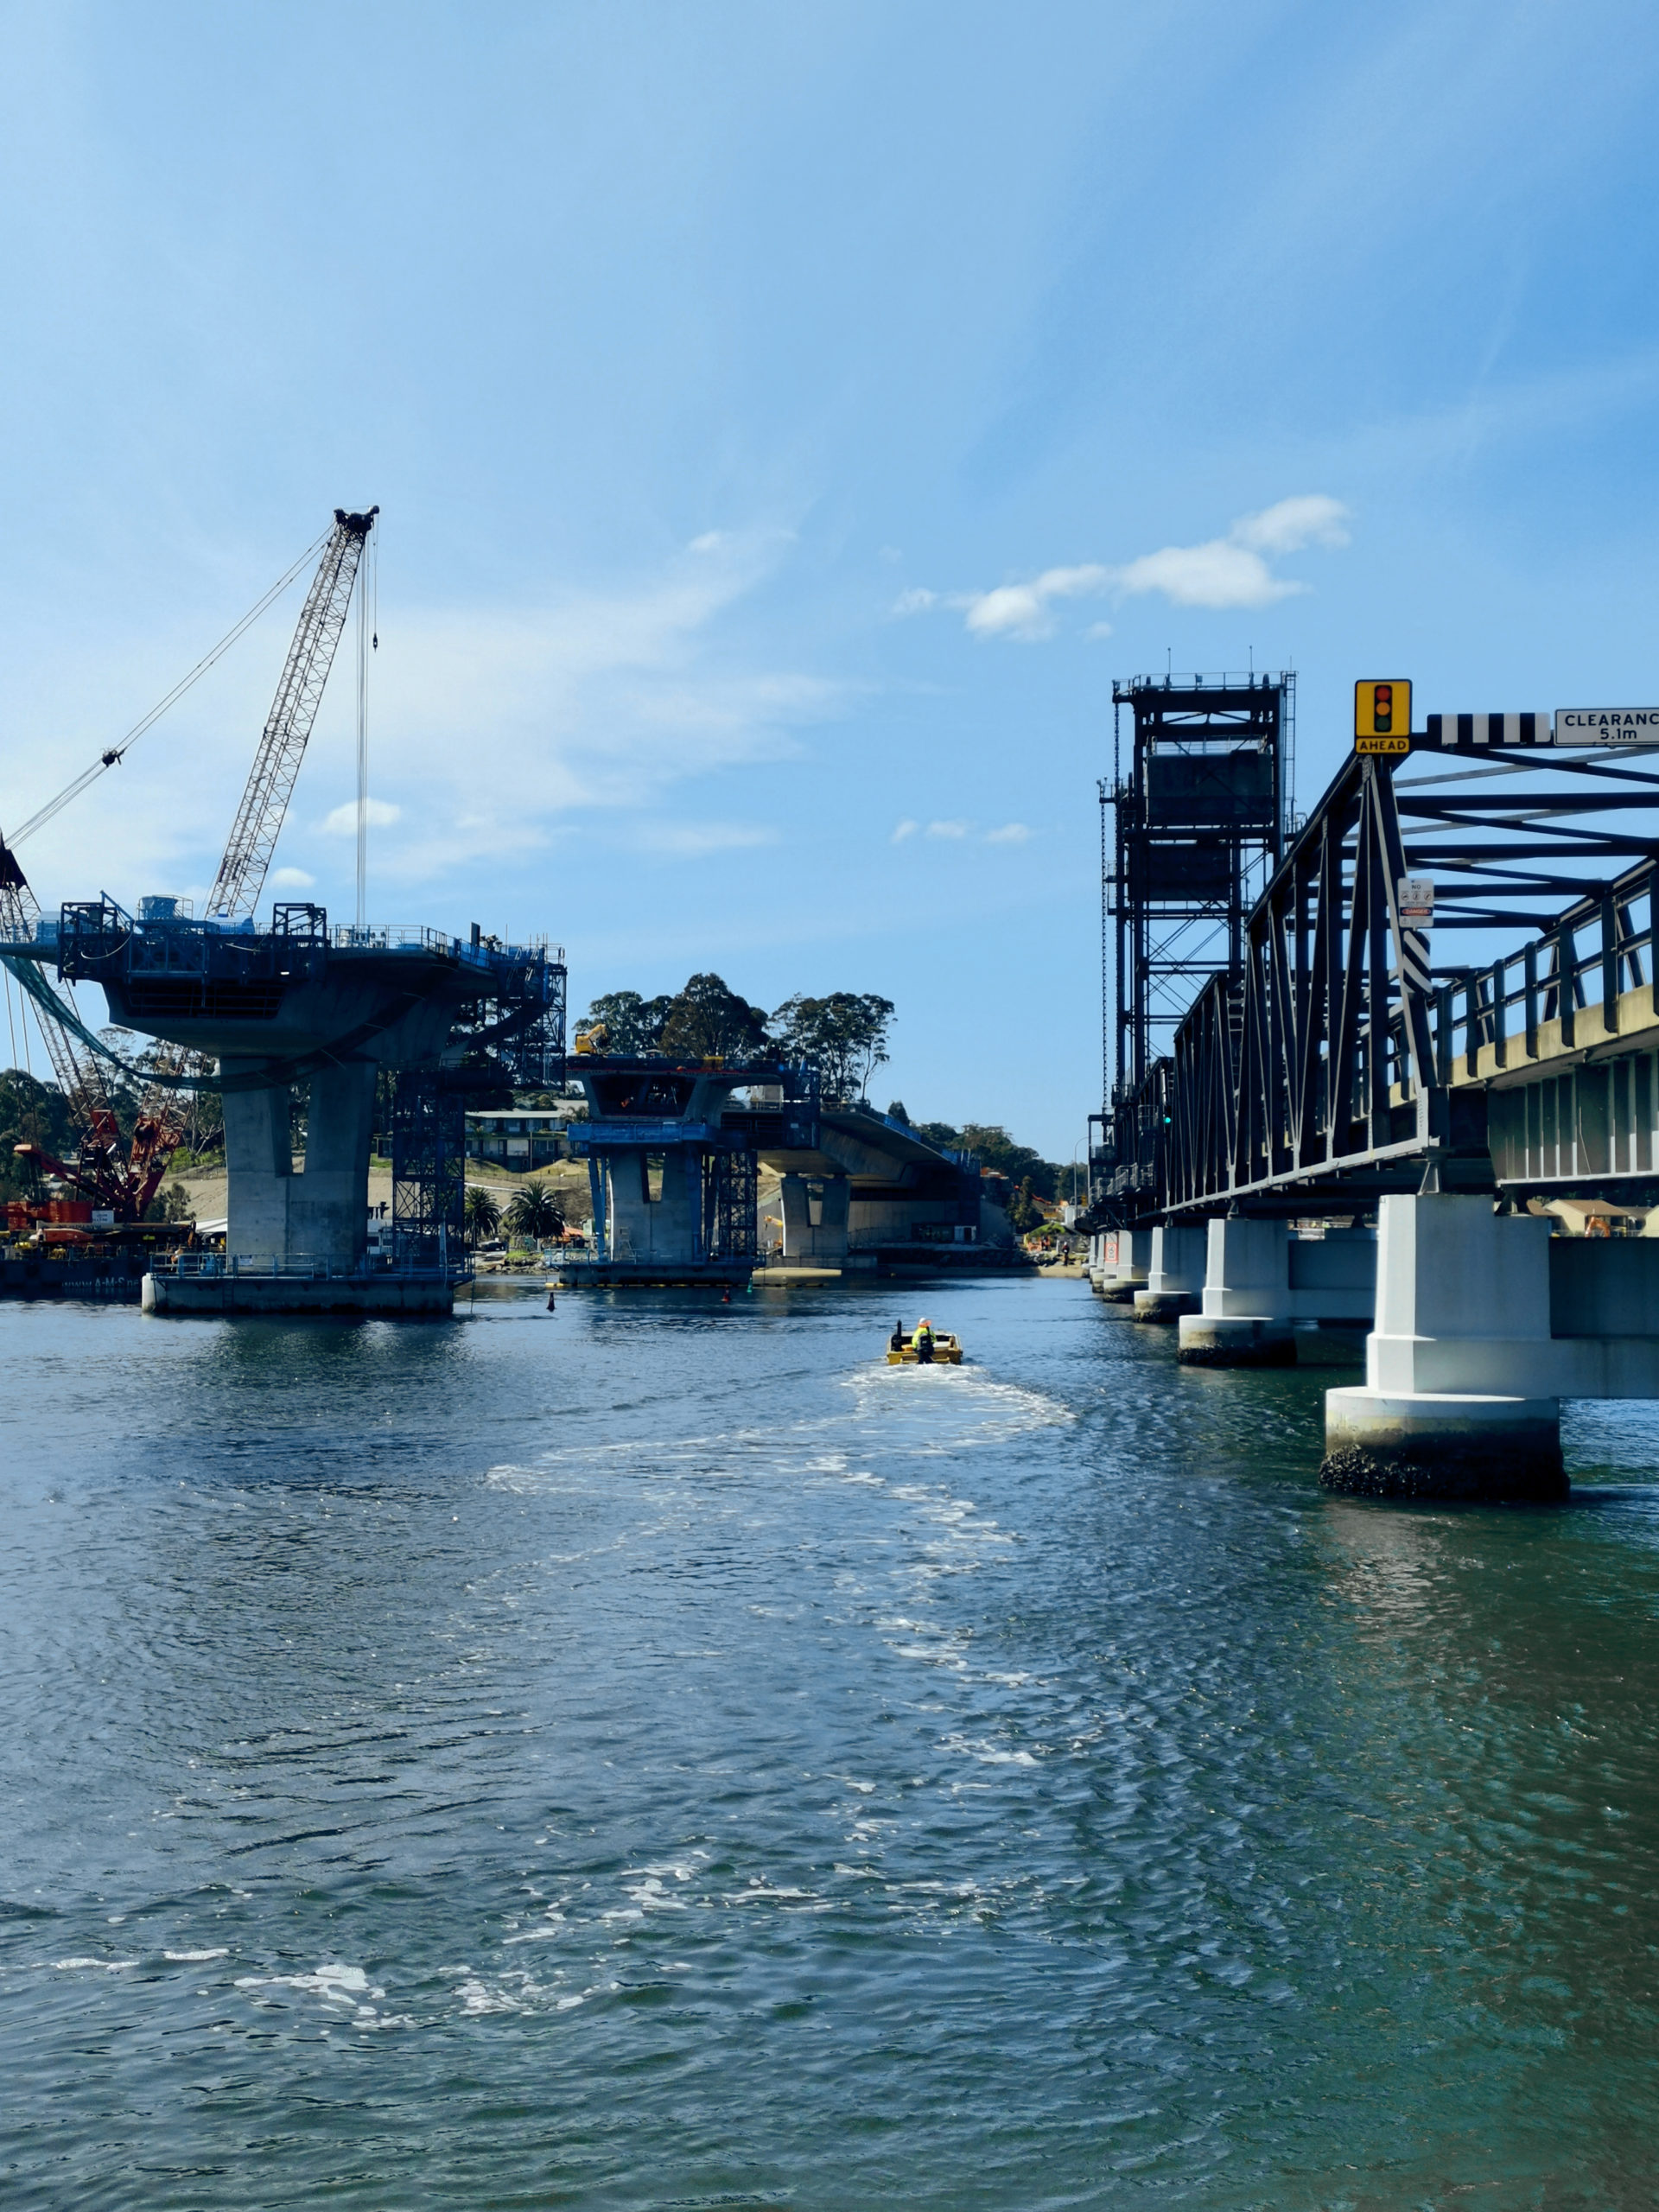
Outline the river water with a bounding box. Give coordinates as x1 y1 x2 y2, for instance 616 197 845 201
3 1275 1658 2209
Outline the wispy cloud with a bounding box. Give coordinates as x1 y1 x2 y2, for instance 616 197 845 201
891 817 919 842
984 822 1031 843
925 819 969 838
268 864 316 888
353 533 844 880
322 798 400 836
897 495 1350 638
965 564 1111 640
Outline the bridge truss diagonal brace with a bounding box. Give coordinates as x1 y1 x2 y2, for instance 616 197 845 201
1144 753 1459 1217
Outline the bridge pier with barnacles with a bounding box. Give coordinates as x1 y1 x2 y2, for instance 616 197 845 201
1086 677 1659 1499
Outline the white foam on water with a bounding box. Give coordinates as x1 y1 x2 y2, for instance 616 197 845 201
619 1871 691 1915
164 1948 229 1961
54 1957 138 1972
234 1961 387 2026
454 1974 531 2015
725 1879 823 1911
938 1732 1041 1767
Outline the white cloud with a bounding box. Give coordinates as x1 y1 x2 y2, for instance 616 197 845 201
268 865 316 888
891 818 918 842
984 823 1031 844
1230 494 1350 555
1114 540 1296 609
925 819 969 839
1114 495 1351 609
899 494 1351 637
632 821 778 857
322 798 401 836
964 563 1110 641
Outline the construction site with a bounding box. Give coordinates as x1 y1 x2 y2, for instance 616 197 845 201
0 506 1022 1313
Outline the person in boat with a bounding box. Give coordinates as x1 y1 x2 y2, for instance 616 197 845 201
913 1317 936 1363
888 1320 906 1354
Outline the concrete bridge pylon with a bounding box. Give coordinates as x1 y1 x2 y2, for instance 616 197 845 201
41 898 563 1314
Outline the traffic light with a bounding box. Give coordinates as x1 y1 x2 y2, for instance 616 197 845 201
1355 678 1412 752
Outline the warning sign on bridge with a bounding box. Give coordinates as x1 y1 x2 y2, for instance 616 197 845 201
1355 678 1411 752
1397 876 1434 925
1555 709 1659 745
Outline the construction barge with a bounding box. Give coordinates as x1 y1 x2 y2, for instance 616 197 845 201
2 1204 194 1302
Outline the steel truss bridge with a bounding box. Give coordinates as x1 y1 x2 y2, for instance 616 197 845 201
1090 714 1659 1224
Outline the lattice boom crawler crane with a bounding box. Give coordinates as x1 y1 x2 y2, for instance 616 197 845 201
0 830 188 1218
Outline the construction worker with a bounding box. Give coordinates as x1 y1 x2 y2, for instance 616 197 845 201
913 1316 936 1363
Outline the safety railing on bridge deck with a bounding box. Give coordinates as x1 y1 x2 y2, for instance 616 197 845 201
328 922 565 968
149 1250 473 1283
1424 857 1656 1083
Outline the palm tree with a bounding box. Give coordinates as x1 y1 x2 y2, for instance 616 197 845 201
505 1179 565 1243
463 1183 502 1249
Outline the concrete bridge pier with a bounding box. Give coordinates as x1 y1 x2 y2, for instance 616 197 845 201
1323 1196 1567 1503
1132 1225 1206 1321
598 1147 702 1268
1178 1219 1376 1365
222 1057 378 1270
779 1172 851 1268
1096 1228 1154 1302
1178 1218 1296 1364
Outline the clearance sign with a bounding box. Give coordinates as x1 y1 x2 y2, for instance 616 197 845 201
1555 709 1659 745
1355 678 1411 755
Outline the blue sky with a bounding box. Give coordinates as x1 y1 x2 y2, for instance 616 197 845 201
3 1 1659 1156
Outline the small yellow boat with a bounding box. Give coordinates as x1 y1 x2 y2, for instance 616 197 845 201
887 1331 963 1366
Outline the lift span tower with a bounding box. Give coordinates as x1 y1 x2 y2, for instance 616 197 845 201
1 508 565 1315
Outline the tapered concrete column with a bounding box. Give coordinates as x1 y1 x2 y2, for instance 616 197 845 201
1097 1228 1154 1303
1133 1225 1207 1321
221 1058 376 1268
1322 1194 1566 1502
604 1147 701 1265
779 1172 850 1266
1178 1217 1295 1364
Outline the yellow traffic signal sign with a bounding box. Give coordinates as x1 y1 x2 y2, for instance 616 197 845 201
1355 678 1411 753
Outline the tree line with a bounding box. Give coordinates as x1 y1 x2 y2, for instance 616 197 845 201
579 972 895 1103
882 1103 1071 1224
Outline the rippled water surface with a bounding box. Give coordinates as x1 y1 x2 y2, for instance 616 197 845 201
4 1275 1659 2209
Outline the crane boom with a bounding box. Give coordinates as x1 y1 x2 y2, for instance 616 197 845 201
205 505 378 920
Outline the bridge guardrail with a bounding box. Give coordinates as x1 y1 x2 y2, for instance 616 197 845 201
150 1252 472 1283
